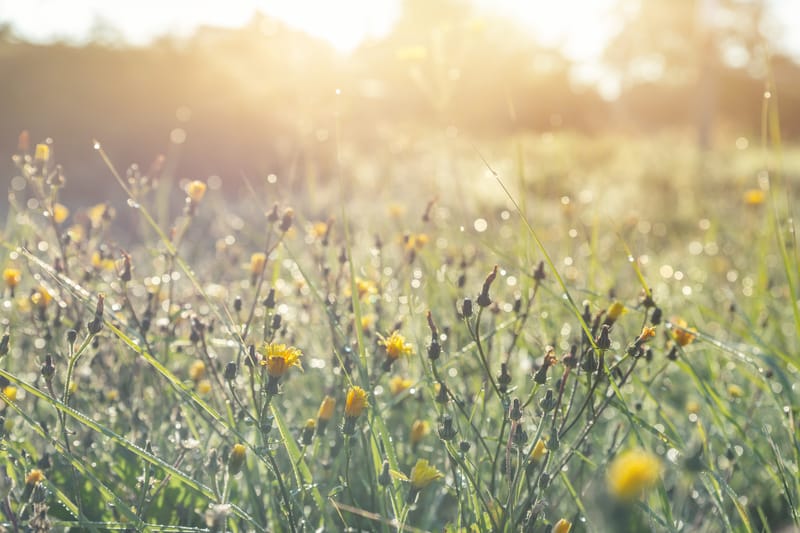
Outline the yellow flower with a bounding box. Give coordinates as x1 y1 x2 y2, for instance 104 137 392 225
197 379 212 395
410 420 430 445
26 469 45 485
639 326 656 342
2 386 17 402
551 518 572 533
607 449 662 501
105 389 119 401
531 439 548 461
88 203 114 227
605 301 626 324
91 251 116 271
186 180 207 203
66 224 85 243
317 395 336 422
228 443 247 475
388 203 406 218
354 277 376 299
380 331 413 361
409 458 443 489
259 343 303 378
52 203 69 224
743 189 765 206
3 268 21 289
311 221 328 238
389 376 413 395
31 286 53 309
727 384 744 398
189 359 206 382
344 386 368 418
34 143 50 162
686 399 700 415
250 253 266 274
671 319 696 347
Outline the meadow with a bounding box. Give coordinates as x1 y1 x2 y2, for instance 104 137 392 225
1 116 799 532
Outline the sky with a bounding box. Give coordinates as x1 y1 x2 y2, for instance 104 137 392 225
1 0 798 63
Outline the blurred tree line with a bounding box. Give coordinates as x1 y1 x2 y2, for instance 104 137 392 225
1 0 799 200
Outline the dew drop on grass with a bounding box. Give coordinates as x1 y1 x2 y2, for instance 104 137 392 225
93 141 101 150
627 254 635 263
127 198 140 209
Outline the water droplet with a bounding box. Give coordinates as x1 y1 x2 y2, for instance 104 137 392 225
126 199 140 209
627 255 635 263
93 141 101 150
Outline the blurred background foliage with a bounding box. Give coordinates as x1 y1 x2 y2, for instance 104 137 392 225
1 0 799 204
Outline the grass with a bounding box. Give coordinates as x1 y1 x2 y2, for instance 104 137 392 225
1 120 799 532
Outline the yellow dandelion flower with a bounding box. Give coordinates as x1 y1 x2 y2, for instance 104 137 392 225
3 268 21 289
344 386 368 418
409 458 443 489
250 252 266 275
607 449 662 501
354 278 377 299
727 384 744 398
186 180 207 203
2 386 18 402
551 518 572 533
52 203 69 224
67 224 85 243
91 251 116 271
228 443 247 475
88 203 114 227
410 420 430 445
380 331 413 361
389 376 413 395
743 189 765 206
26 469 45 486
34 143 50 162
31 286 53 309
671 319 696 347
259 343 303 378
317 396 336 422
189 359 206 382
639 326 656 342
311 221 328 238
605 301 626 324
197 379 212 395
531 439 548 461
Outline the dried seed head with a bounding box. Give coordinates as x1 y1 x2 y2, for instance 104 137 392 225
477 265 498 308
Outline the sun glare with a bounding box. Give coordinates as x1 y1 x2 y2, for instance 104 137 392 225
4 0 616 57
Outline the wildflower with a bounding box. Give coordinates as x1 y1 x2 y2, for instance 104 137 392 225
437 414 457 441
189 360 206 382
727 384 744 398
310 221 328 239
104 389 118 401
355 278 377 299
52 203 69 224
91 251 116 271
259 343 303 394
316 395 336 434
531 439 547 461
250 253 266 284
671 319 696 347
279 208 294 232
387 203 406 218
410 420 430 446
26 469 45 486
3 268 21 295
604 301 626 326
31 286 52 310
34 144 50 163
227 444 246 475
476 265 498 308
408 458 443 500
88 203 114 227
607 449 662 501
186 180 207 203
552 518 572 533
2 386 17 402
342 386 368 435
301 419 316 445
360 314 376 332
743 189 765 206
389 376 413 395
197 380 212 395
639 326 656 342
379 331 413 371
